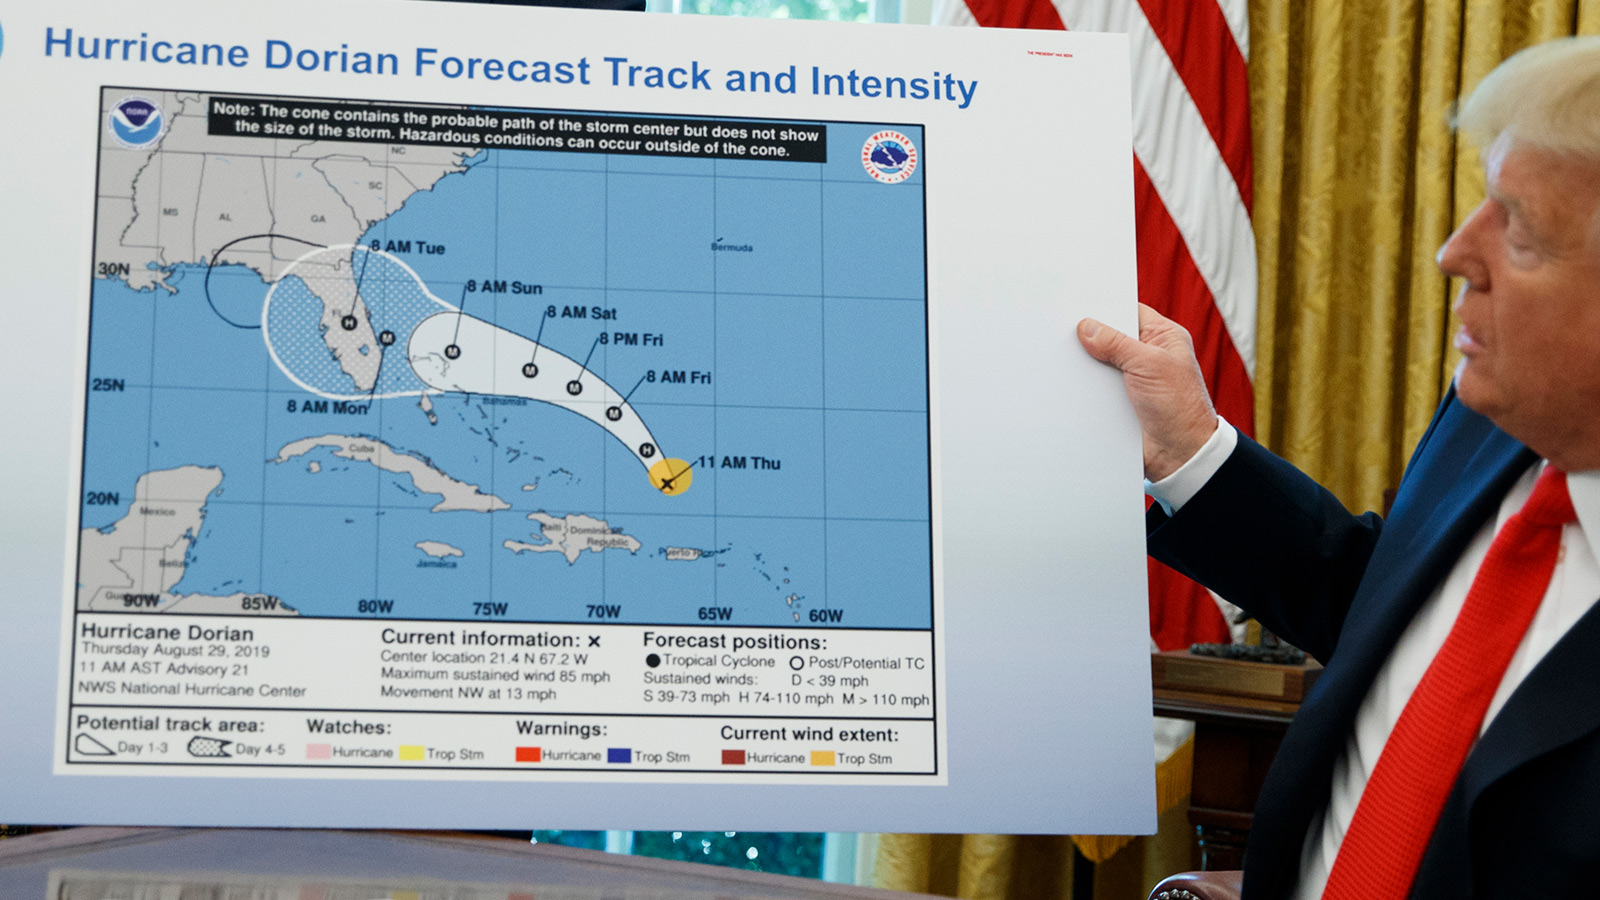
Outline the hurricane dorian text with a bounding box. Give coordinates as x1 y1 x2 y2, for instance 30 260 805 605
41 27 982 109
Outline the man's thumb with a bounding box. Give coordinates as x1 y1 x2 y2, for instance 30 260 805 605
1077 318 1138 369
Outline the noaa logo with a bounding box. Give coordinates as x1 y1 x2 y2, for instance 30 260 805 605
108 96 167 149
861 131 918 184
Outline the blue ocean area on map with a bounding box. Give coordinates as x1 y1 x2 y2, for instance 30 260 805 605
81 115 931 628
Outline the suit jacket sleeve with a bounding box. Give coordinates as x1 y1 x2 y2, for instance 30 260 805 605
1145 433 1383 662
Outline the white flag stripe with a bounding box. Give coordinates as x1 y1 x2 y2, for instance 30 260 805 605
1215 0 1250 61
934 0 978 26
1052 0 1258 373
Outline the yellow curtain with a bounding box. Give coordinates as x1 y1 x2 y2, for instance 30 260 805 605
872 801 1197 900
878 4 1600 899
1255 0 1600 514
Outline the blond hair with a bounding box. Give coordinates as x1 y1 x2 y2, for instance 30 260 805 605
1456 36 1600 160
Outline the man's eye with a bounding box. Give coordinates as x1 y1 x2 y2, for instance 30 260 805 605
1506 239 1541 265
1503 222 1540 257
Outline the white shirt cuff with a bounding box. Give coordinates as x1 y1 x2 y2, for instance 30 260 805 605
1145 417 1238 517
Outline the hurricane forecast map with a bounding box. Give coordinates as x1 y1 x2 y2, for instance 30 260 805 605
65 87 938 780
81 88 931 627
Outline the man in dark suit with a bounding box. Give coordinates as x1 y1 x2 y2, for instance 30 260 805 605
1076 37 1600 900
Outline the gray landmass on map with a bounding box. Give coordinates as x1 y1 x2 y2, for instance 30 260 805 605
273 434 510 512
78 466 300 616
93 91 478 390
77 466 220 610
416 540 465 559
504 512 643 564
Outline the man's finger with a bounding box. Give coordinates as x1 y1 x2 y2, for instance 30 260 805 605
1077 318 1152 371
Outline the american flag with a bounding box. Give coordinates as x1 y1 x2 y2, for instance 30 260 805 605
936 0 1257 652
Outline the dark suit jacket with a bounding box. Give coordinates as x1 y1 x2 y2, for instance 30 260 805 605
1148 394 1600 899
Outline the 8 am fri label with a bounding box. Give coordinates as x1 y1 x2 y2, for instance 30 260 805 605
62 614 942 783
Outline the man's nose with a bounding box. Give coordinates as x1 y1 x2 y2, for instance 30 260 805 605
1436 203 1490 288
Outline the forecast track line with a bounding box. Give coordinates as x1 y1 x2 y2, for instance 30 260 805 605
202 233 327 330
345 247 372 317
622 372 648 403
449 282 471 354
408 311 689 491
570 334 603 395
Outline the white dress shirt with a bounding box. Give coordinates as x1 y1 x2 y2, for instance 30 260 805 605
1147 418 1600 900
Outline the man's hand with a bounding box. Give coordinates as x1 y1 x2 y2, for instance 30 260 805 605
1077 304 1218 481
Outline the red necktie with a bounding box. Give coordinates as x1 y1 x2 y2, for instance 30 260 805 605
1322 465 1576 900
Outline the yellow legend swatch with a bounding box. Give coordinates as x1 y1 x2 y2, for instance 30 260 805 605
399 745 426 761
810 750 836 766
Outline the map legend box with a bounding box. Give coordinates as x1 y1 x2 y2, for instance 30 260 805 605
63 617 936 777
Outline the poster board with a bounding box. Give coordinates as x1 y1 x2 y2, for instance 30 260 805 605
0 0 1154 833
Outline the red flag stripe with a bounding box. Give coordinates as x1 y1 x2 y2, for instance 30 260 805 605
1149 559 1232 650
1134 0 1253 211
963 0 1065 30
1132 153 1251 650
1133 156 1254 436
1049 0 1258 373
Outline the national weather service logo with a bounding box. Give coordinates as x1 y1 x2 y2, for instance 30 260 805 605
861 131 918 184
107 96 167 149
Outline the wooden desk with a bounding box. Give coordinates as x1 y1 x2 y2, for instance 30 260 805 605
1152 651 1320 870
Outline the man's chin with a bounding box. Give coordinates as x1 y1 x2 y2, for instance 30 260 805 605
1452 364 1503 419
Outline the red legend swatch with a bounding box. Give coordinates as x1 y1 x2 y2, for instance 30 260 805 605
516 746 542 763
722 749 746 765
